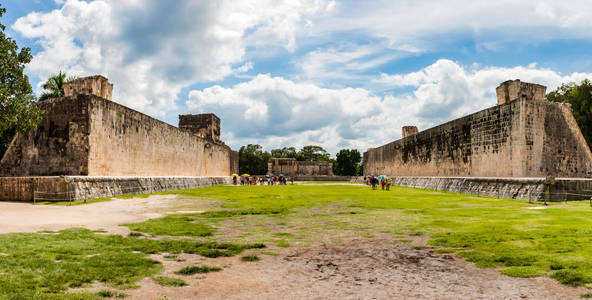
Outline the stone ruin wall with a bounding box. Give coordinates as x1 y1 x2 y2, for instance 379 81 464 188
87 97 237 176
0 78 238 177
0 96 91 176
267 158 334 177
364 80 592 178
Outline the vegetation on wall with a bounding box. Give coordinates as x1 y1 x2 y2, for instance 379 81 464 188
0 5 43 159
38 71 77 101
547 79 592 149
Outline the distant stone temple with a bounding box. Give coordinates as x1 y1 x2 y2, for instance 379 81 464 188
363 79 592 201
267 158 334 177
0 75 238 201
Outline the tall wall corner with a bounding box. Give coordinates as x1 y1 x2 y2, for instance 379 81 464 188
496 79 546 105
178 113 221 142
402 126 418 138
64 75 113 100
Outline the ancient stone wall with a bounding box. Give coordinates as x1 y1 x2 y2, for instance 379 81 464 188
64 75 113 100
364 81 592 178
87 97 233 176
179 113 221 141
1 95 236 177
267 158 334 176
0 96 91 176
0 176 232 202
296 161 334 176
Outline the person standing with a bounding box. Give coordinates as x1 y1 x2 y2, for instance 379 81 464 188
386 178 391 191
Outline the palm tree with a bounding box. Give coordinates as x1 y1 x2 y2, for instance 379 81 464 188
39 71 77 101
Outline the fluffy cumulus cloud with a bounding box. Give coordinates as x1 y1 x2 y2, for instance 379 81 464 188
188 60 592 154
12 0 332 116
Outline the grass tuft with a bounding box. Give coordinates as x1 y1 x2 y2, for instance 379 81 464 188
175 266 222 275
241 255 260 262
153 276 187 287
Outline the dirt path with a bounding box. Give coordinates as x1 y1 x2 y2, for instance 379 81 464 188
120 237 586 300
0 196 174 235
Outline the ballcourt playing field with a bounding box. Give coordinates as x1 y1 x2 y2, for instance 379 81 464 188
1 183 591 299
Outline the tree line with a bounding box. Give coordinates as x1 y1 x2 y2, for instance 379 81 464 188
239 144 362 176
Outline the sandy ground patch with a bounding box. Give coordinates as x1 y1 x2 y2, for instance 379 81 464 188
116 237 586 300
0 195 175 235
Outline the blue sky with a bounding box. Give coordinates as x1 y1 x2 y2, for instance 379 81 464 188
3 0 592 154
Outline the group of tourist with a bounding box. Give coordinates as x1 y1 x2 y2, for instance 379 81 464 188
364 175 391 191
233 174 294 186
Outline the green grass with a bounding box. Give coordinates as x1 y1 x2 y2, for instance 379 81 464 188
0 228 263 298
6 183 592 297
241 255 260 262
153 276 187 287
175 266 222 275
123 184 592 287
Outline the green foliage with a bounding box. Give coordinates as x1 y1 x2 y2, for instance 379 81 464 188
175 266 222 275
238 144 270 174
297 145 330 161
270 146 297 158
0 5 43 159
153 276 187 287
547 79 592 148
97 290 126 298
39 71 77 101
333 149 362 176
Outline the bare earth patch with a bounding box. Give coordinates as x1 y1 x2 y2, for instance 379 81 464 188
0 195 175 235
120 237 585 300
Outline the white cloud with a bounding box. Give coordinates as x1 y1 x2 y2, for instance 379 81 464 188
12 0 331 116
187 61 592 154
312 1 592 51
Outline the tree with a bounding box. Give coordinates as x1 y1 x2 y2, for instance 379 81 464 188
270 147 297 158
39 71 77 101
0 5 43 158
297 145 330 161
547 79 592 148
238 144 270 175
334 149 362 176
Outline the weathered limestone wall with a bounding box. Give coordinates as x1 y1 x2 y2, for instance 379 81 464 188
0 96 91 176
297 161 334 176
364 81 592 178
87 97 234 176
64 75 113 100
0 176 231 202
1 95 237 177
267 158 334 176
179 113 221 142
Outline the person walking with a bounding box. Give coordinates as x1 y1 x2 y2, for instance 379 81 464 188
371 176 377 190
381 177 386 190
386 178 391 191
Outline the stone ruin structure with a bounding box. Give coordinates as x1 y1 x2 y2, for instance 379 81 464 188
364 80 592 201
0 75 238 201
267 158 334 178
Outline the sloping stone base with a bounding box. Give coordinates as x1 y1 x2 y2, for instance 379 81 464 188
388 176 592 201
0 176 231 202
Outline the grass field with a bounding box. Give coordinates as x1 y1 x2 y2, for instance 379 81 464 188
3 184 592 298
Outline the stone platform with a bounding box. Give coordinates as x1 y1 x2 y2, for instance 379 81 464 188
0 176 232 202
386 176 592 201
